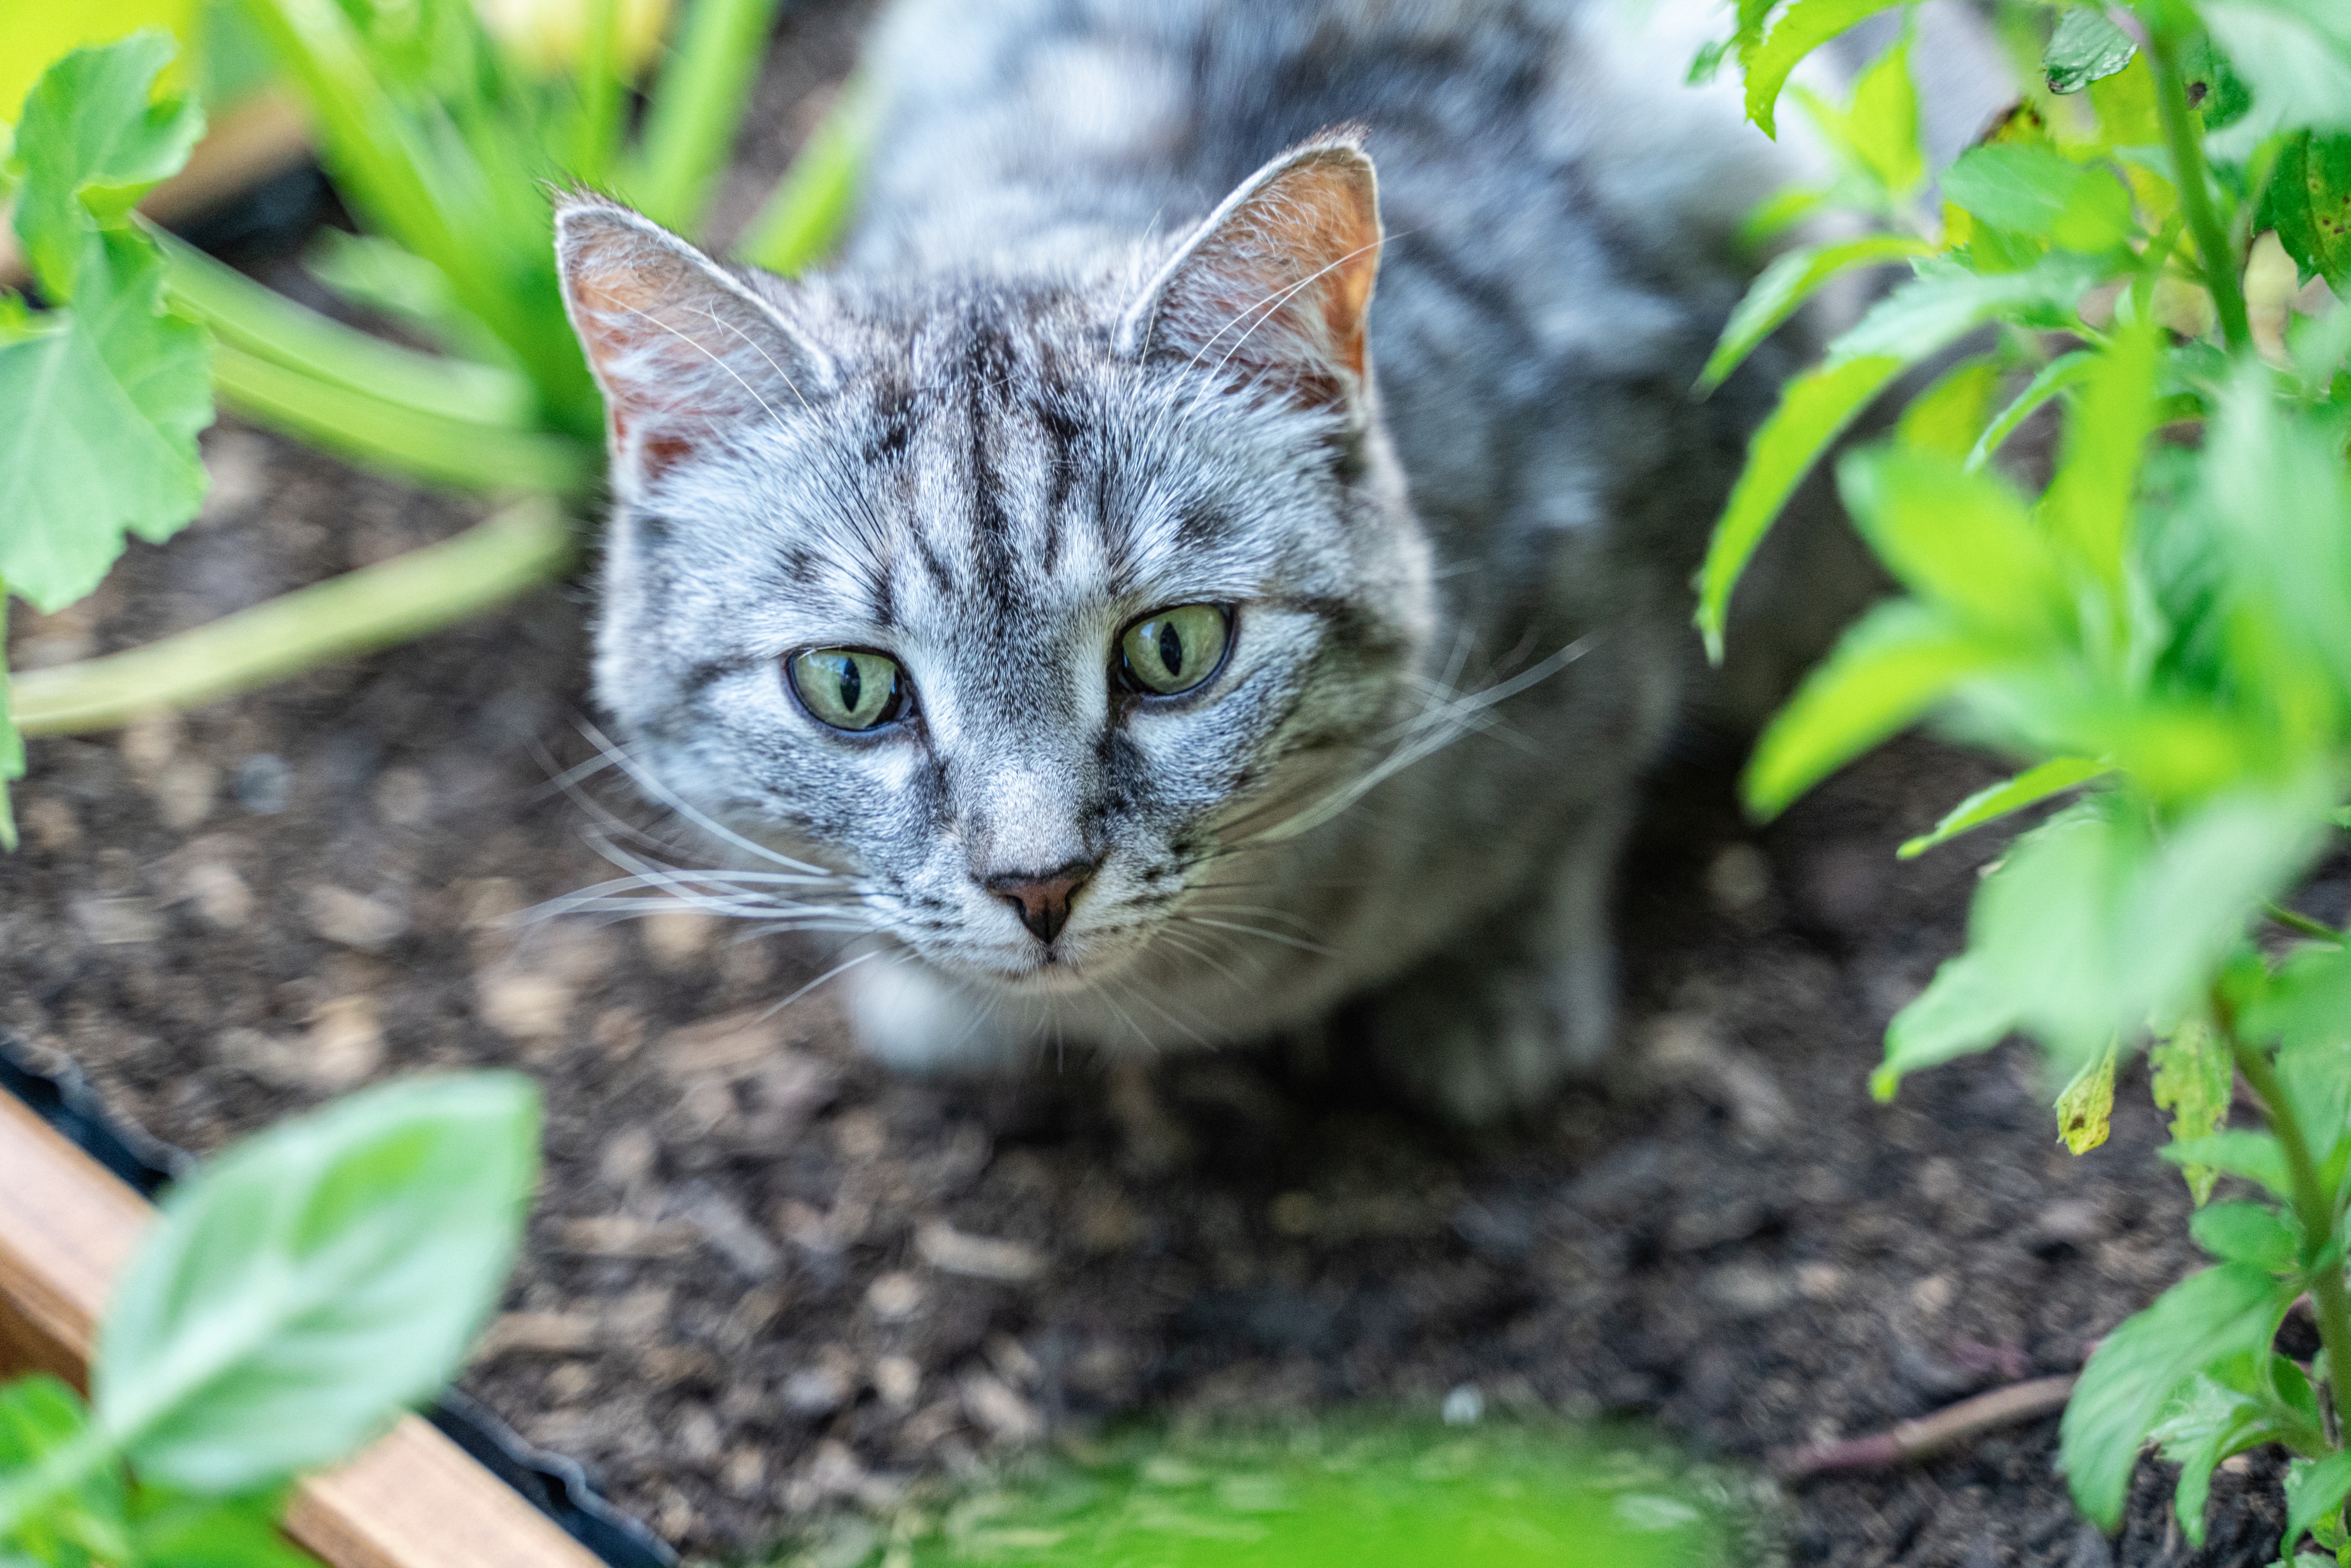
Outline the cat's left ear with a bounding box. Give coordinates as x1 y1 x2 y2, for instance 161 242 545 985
554 194 832 494
1116 135 1382 417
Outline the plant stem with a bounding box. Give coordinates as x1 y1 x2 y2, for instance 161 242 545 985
210 340 596 497
2144 19 2252 354
155 226 534 430
627 0 786 233
2228 1019 2351 1423
2269 903 2347 945
8 499 572 737
734 79 872 276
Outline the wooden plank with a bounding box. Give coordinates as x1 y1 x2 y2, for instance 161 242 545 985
0 1091 609 1568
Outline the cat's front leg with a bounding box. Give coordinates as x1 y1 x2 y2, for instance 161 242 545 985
1365 796 1628 1124
846 954 1032 1074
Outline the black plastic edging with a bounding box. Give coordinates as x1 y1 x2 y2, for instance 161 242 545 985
0 1031 675 1568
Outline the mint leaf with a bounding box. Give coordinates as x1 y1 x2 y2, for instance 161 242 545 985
2259 132 2351 294
0 231 212 612
11 32 205 300
2152 1018 2235 1204
2044 9 2136 95
2186 1201 2299 1271
95 1074 540 1492
2061 1263 2292 1530
2285 1452 2351 1560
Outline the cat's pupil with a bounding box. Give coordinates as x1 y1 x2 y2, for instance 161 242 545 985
838 658 862 713
1158 622 1184 676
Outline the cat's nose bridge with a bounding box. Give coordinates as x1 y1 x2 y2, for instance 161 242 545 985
956 754 1101 892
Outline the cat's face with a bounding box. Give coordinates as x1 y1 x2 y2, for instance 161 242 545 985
558 140 1429 989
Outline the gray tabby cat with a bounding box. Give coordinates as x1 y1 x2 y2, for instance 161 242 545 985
552 0 1878 1122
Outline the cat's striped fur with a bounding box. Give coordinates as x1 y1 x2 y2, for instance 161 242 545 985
552 0 1961 1120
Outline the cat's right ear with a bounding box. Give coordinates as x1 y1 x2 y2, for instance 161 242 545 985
554 195 830 494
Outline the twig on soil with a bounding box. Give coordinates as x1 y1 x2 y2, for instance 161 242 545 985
1770 1375 2078 1482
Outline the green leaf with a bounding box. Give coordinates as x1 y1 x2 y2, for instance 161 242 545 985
1742 601 2004 817
1876 951 2018 1100
2040 313 2161 592
2061 1263 2292 1530
1894 356 2002 459
1836 445 2070 639
1898 758 2111 859
1696 354 1904 659
1791 28 1924 202
2200 2 2351 146
1743 0 1902 139
2259 132 2351 299
2188 1201 2299 1271
2151 1368 2273 1546
0 229 213 613
2287 1453 2351 1560
93 1074 541 1493
1829 254 2105 363
0 1376 123 1563
735 82 873 277
129 1491 323 1568
625 0 787 232
1939 143 2135 253
1965 350 2096 471
2056 1041 2119 1154
1696 233 1933 394
2044 9 2137 95
2152 1018 2236 1204
9 33 205 299
2163 1131 2292 1200
2202 365 2351 704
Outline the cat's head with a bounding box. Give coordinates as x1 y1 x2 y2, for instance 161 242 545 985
555 137 1431 990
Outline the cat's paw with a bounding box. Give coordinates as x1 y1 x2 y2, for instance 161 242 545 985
846 957 1028 1074
1366 950 1614 1125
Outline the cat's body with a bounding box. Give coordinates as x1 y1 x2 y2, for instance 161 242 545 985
557 0 1874 1120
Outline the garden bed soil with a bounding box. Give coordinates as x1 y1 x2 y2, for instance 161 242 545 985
0 10 2327 1562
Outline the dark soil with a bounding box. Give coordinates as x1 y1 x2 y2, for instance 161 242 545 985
0 12 2319 1566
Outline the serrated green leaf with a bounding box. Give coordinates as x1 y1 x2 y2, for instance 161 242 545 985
94 1074 540 1492
1697 233 1933 394
2260 132 2351 297
1966 350 2096 471
1791 28 1924 202
1830 254 2105 363
1894 356 2002 458
1898 758 2111 859
1876 950 2018 1100
2044 9 2137 95
2163 1131 2292 1199
1696 354 1904 659
0 229 212 612
2061 1263 2292 1530
2203 364 2351 704
2151 1367 2273 1546
1742 601 2004 817
2287 1453 2351 1560
2041 313 2161 592
1836 445 2070 639
2201 2 2351 146
2153 1018 2236 1204
2057 1041 2120 1153
1940 144 2134 253
2188 1201 2299 1271
9 33 205 299
1743 0 1902 139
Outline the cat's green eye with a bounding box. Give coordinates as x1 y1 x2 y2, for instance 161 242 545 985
1117 604 1231 697
788 648 908 732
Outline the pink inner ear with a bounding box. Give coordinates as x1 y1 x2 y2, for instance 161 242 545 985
1163 148 1382 397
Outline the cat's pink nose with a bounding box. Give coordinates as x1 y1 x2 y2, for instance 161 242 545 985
986 862 1096 944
